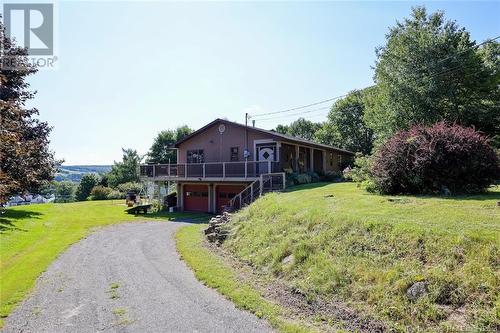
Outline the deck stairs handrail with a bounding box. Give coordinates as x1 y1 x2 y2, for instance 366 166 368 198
227 172 286 211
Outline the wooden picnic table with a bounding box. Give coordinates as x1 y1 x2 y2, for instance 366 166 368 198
125 204 152 215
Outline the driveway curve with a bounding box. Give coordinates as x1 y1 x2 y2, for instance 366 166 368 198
2 221 272 333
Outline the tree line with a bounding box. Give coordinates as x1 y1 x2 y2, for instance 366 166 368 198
273 7 499 154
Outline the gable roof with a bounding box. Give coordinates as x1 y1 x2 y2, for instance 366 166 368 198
175 118 354 155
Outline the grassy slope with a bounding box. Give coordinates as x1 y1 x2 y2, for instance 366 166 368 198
0 200 206 324
226 182 500 332
176 224 311 333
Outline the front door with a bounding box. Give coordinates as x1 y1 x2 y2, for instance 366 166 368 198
257 144 276 174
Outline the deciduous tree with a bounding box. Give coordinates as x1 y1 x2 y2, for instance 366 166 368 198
274 118 321 141
107 149 142 187
0 18 58 204
147 126 192 164
319 90 374 154
365 7 500 144
75 174 99 201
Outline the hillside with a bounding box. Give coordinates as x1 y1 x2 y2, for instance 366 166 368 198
225 182 500 332
54 165 112 182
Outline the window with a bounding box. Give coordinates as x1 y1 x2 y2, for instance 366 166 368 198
187 149 204 164
186 191 208 197
329 153 334 167
230 147 239 161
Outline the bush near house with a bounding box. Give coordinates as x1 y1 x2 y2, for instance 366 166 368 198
89 185 112 200
371 122 499 195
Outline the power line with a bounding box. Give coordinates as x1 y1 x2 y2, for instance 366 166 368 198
433 35 499 67
249 34 499 122
253 105 331 121
255 111 331 124
249 93 351 118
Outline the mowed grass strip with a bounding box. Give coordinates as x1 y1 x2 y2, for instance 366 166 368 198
0 200 207 326
176 224 313 333
226 182 500 332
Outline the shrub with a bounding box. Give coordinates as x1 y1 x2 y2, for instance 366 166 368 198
106 190 124 200
346 154 378 192
296 174 312 184
306 171 320 182
54 181 76 203
323 170 343 182
90 185 112 200
371 122 499 194
116 182 143 194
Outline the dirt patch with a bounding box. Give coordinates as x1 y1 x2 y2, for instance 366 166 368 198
204 240 387 333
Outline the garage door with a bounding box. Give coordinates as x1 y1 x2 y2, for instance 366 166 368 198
183 185 209 212
216 185 246 213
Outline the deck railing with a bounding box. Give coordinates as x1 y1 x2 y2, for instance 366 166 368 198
140 161 281 179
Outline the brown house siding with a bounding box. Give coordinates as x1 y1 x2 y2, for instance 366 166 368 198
178 121 273 163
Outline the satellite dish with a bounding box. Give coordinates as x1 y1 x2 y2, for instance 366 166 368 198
218 124 226 134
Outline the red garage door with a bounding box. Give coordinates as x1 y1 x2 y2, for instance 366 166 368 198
184 185 209 212
216 185 246 213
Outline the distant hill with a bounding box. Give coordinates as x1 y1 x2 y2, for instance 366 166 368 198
55 165 112 182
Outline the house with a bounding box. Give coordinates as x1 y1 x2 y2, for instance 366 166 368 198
140 118 354 213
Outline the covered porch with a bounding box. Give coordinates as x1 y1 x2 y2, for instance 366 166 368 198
279 142 327 174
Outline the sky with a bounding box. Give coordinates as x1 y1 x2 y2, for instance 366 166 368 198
17 1 500 165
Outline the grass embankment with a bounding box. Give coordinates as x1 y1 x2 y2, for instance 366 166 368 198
176 224 311 333
225 182 500 332
0 200 206 325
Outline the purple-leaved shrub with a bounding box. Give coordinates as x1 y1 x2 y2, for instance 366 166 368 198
371 122 499 194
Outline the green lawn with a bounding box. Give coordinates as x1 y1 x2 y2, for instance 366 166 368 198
226 182 500 332
0 200 206 326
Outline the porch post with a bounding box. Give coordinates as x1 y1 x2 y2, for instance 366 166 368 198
245 161 248 179
323 150 327 173
177 183 183 211
295 145 299 171
310 148 314 172
223 162 226 179
185 164 187 178
203 163 206 178
168 164 171 177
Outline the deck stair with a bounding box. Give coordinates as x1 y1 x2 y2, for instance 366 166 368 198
227 172 286 211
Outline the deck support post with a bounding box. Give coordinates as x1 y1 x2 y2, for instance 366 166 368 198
282 172 286 190
185 164 187 178
153 165 156 178
250 182 253 202
245 161 248 179
223 162 226 179
203 164 206 178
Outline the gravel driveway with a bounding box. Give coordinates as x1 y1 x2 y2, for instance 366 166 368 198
2 221 272 333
